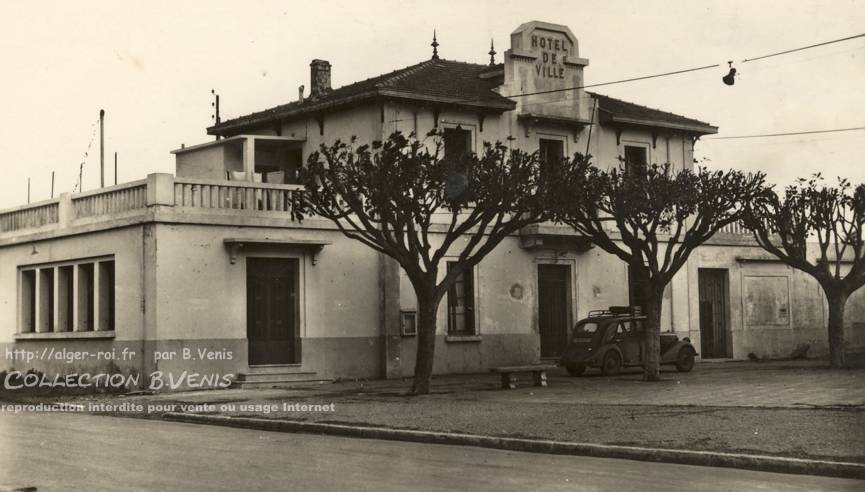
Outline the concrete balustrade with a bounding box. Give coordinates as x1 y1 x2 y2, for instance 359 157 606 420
0 199 59 232
0 173 306 239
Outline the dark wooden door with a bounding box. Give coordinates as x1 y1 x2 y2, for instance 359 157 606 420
538 264 570 358
247 258 299 365
698 268 729 358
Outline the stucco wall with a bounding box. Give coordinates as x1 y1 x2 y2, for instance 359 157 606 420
0 225 147 378
176 144 230 179
377 101 694 173
277 105 385 166
149 222 383 379
233 92 694 179
0 226 145 344
389 233 688 377
692 244 865 359
2 213 865 388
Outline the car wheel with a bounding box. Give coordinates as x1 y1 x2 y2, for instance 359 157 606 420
676 347 695 372
601 351 622 376
565 364 586 377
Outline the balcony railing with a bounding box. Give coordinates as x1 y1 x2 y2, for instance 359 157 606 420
0 173 755 239
0 200 59 232
73 180 148 219
0 174 304 236
173 177 302 212
718 221 750 235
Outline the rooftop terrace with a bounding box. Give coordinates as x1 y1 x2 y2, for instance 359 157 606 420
0 174 753 249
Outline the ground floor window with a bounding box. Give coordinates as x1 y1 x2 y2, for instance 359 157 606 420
627 266 649 313
446 262 475 335
19 257 115 333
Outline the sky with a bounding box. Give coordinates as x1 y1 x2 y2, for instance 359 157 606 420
1 0 864 208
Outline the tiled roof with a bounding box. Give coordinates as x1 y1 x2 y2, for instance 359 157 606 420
589 92 717 135
209 59 513 136
209 59 717 137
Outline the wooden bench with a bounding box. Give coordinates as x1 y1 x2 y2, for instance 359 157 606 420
490 364 558 389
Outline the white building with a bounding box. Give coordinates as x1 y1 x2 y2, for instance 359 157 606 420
1 21 862 390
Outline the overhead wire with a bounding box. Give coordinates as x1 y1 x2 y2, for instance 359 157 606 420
502 64 720 98
71 116 100 193
491 32 865 141
505 42 865 110
496 32 865 99
741 32 865 63
705 127 865 140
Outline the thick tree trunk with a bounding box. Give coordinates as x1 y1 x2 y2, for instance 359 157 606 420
410 294 441 395
826 289 848 369
642 290 664 382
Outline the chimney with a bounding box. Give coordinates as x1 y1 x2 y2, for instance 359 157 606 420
309 59 331 98
298 85 305 103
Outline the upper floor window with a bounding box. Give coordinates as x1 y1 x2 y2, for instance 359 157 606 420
623 145 648 174
539 138 564 168
443 127 472 162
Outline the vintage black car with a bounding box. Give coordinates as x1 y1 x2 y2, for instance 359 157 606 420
559 306 697 376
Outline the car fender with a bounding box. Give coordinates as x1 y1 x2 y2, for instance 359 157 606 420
661 341 696 362
598 344 623 362
576 345 619 367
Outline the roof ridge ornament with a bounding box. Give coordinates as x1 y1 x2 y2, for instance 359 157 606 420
431 30 440 60
488 38 496 66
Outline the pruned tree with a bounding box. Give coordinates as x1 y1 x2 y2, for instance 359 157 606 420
744 175 865 368
552 161 765 380
293 131 584 394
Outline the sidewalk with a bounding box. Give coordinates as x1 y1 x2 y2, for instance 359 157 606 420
28 359 864 466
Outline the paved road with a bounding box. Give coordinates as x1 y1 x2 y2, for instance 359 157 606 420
0 412 861 491
426 361 865 408
122 359 865 410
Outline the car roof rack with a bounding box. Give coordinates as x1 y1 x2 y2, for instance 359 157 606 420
587 306 643 318
587 309 613 318
609 305 642 315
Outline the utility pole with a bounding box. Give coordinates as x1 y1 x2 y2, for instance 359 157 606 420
114 152 118 185
212 89 221 141
99 109 105 188
51 171 55 198
27 178 30 204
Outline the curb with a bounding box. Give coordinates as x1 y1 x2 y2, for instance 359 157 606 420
162 412 865 479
